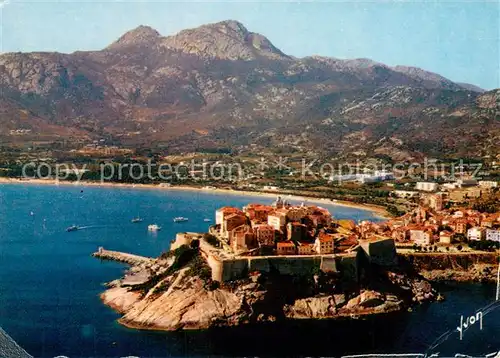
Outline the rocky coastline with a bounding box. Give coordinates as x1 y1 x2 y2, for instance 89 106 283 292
95 243 442 332
399 252 499 283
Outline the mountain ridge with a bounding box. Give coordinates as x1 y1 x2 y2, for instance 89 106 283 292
0 20 497 160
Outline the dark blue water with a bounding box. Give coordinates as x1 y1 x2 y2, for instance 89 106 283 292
0 184 498 357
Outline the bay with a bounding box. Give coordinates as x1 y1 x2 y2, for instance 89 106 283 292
0 184 497 357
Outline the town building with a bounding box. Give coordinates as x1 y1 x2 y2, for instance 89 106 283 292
297 242 315 255
253 224 275 247
452 219 469 235
393 190 420 199
391 227 409 242
486 229 500 242
216 207 244 226
222 213 248 239
481 215 496 228
478 181 498 189
410 229 433 246
314 233 334 254
243 204 274 222
276 241 297 255
415 182 439 192
467 227 485 241
427 193 445 211
286 207 309 222
449 188 482 202
287 222 307 241
439 231 453 244
455 178 478 188
267 210 287 232
230 225 256 252
336 235 359 253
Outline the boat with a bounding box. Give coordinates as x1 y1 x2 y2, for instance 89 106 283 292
66 225 80 232
131 217 144 223
148 224 161 231
173 217 189 223
203 218 211 222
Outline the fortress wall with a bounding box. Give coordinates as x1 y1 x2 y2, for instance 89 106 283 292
336 253 359 282
247 256 322 277
172 233 362 283
205 253 225 282
170 233 195 251
221 259 249 281
205 252 361 282
359 239 397 267
320 256 337 273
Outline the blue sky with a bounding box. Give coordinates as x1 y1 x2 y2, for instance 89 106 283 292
1 0 498 89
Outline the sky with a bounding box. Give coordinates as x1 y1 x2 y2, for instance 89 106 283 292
0 0 498 90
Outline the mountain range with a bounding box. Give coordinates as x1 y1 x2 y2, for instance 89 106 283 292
0 20 498 160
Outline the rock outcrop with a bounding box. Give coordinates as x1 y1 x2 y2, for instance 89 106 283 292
96 244 441 331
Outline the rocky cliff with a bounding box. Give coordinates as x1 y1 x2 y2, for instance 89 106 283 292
97 244 440 331
399 252 499 283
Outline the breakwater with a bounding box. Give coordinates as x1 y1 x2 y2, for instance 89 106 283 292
92 247 154 266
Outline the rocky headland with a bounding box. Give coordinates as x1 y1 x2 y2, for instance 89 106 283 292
94 241 441 332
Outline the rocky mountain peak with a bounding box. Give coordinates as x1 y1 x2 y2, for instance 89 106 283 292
210 20 249 40
161 19 288 61
110 25 161 48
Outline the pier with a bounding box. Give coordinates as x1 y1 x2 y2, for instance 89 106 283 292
92 247 154 266
0 327 32 358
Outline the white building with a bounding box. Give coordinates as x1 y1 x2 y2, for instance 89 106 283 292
467 227 485 241
329 171 394 184
415 182 439 192
410 229 433 246
263 185 279 191
393 190 420 199
486 229 500 242
455 178 478 188
267 212 287 231
478 181 498 189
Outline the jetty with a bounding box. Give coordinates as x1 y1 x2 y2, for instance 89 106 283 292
92 247 154 266
0 327 32 358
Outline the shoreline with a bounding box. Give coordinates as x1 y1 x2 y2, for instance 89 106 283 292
0 177 390 219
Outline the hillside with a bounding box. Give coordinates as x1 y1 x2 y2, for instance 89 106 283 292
0 20 498 160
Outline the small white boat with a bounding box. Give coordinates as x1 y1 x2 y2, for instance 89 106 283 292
131 217 144 223
173 217 189 223
147 224 161 231
66 225 80 232
203 218 211 222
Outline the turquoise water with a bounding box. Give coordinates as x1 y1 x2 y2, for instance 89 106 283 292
0 184 498 357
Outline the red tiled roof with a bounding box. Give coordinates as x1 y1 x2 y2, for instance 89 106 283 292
277 242 296 248
218 207 243 214
225 213 246 221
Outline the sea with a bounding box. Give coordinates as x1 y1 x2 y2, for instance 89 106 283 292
0 184 498 357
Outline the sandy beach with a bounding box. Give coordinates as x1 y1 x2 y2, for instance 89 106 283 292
0 177 390 219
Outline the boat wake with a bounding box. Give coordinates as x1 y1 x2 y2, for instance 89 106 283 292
67 224 118 231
